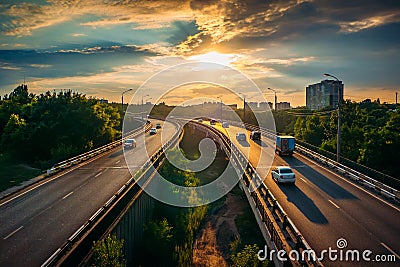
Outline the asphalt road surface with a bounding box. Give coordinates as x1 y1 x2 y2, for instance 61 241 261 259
209 122 399 267
0 120 177 267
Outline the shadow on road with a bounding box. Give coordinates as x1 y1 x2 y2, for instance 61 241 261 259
237 140 250 147
252 140 268 147
283 156 358 200
276 182 329 224
109 149 124 157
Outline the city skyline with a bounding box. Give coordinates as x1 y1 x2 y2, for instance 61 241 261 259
0 0 399 107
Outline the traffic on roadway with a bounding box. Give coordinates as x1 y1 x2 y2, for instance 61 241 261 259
204 119 399 266
0 120 176 267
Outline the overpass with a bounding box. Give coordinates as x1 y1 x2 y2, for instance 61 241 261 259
202 120 399 266
0 118 398 266
0 119 178 267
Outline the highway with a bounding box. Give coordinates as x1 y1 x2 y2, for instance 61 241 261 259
0 120 177 267
207 122 400 266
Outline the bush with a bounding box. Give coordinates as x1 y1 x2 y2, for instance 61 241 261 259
92 235 126 267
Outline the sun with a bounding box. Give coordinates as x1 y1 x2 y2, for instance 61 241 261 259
188 52 237 66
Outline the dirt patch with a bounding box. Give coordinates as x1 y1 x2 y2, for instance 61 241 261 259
193 191 247 267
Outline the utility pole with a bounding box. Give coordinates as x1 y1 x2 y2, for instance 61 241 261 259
396 92 398 105
141 94 149 121
267 87 277 110
217 96 223 122
324 73 342 163
122 88 133 116
240 93 246 123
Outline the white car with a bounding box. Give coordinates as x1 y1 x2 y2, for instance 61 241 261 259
124 138 136 149
149 128 157 135
271 166 296 184
222 121 229 128
236 132 246 141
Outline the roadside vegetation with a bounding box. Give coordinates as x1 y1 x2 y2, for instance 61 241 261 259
0 85 121 190
92 235 126 267
135 148 208 267
292 100 400 178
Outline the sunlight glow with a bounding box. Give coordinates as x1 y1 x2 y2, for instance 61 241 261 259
188 52 238 66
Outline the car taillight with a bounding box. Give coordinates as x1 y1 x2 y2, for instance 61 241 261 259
280 175 284 179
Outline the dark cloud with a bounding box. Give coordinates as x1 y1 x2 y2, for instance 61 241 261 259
166 20 199 45
177 0 400 54
0 44 159 85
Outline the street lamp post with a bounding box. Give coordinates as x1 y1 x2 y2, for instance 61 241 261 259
217 96 223 122
141 94 149 121
267 87 277 110
122 88 133 116
239 93 246 123
324 73 342 163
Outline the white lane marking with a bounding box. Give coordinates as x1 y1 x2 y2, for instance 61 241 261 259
300 178 308 183
62 191 74 200
115 160 120 164
94 171 103 178
0 122 170 208
381 243 400 259
3 226 23 240
295 152 400 213
0 149 117 207
328 199 340 209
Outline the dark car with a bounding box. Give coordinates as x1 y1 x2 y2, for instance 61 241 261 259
156 123 162 129
250 131 261 141
236 132 246 141
210 119 217 125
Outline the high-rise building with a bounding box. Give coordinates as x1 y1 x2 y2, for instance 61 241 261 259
259 102 273 110
306 80 344 110
247 102 258 110
276 102 291 110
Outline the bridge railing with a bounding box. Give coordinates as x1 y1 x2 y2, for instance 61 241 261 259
295 139 400 190
42 121 183 267
240 122 400 204
294 144 400 203
193 121 322 267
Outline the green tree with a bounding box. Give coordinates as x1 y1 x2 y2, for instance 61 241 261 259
1 114 28 158
139 218 174 266
92 235 126 267
0 86 121 164
294 116 326 146
231 244 268 267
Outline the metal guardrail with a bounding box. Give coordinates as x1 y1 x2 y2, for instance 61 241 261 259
294 145 400 203
193 121 321 267
240 122 400 205
41 121 183 267
45 123 151 176
295 139 400 190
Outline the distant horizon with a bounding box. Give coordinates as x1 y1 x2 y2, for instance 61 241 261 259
3 82 398 110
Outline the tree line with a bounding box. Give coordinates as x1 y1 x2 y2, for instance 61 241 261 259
292 100 399 178
0 85 121 167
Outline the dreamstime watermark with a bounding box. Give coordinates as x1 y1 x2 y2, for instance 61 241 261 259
257 238 397 263
122 61 276 207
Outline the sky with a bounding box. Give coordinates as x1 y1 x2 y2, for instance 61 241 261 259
0 0 399 107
